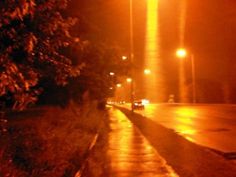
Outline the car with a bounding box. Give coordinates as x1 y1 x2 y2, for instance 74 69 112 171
132 100 145 110
119 101 126 104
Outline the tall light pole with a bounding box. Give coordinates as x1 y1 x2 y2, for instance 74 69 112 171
129 0 135 111
176 48 196 103
191 54 196 103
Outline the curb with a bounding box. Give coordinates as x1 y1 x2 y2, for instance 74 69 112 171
74 133 99 177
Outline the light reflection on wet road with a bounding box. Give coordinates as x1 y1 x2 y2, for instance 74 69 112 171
121 104 236 153
107 108 178 177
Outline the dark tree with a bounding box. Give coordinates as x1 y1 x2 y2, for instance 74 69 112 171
0 0 81 110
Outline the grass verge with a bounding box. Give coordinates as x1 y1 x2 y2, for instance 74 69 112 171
0 101 106 177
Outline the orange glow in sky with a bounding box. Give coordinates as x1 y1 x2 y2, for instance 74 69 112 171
179 0 187 46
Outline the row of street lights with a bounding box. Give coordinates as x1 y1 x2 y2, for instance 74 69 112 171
111 47 196 106
109 64 151 109
126 0 196 105
113 67 151 88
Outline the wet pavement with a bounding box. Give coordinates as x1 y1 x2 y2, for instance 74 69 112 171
120 103 236 153
80 106 236 177
106 107 178 177
116 106 236 177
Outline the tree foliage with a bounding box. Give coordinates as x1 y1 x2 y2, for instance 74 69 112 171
0 0 131 110
64 5 131 103
0 0 81 110
73 42 130 101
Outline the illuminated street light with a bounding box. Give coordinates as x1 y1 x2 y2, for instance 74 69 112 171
176 48 196 103
176 48 187 58
109 72 115 76
126 78 132 83
122 55 128 60
116 83 122 88
144 69 151 75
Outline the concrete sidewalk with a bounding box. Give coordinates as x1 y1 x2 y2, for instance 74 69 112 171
81 107 179 177
79 108 178 177
106 107 178 177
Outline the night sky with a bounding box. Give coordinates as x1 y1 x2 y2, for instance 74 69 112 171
69 0 236 91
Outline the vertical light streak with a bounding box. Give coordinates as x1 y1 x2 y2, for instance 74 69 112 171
179 0 188 103
144 0 165 102
179 0 187 46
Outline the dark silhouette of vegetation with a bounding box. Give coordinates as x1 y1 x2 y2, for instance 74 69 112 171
0 0 130 110
0 0 82 110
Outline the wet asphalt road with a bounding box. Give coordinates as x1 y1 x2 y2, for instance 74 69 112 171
121 103 236 153
82 105 236 177
117 105 236 177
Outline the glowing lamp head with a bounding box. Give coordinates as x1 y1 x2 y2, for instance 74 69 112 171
109 72 115 76
122 56 128 60
144 69 151 75
116 83 122 88
176 48 187 58
126 78 132 83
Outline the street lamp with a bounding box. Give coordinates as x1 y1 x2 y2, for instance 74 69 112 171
176 48 187 58
126 78 132 83
122 55 128 60
109 72 115 76
176 48 196 103
116 83 122 88
129 0 135 111
144 69 151 75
